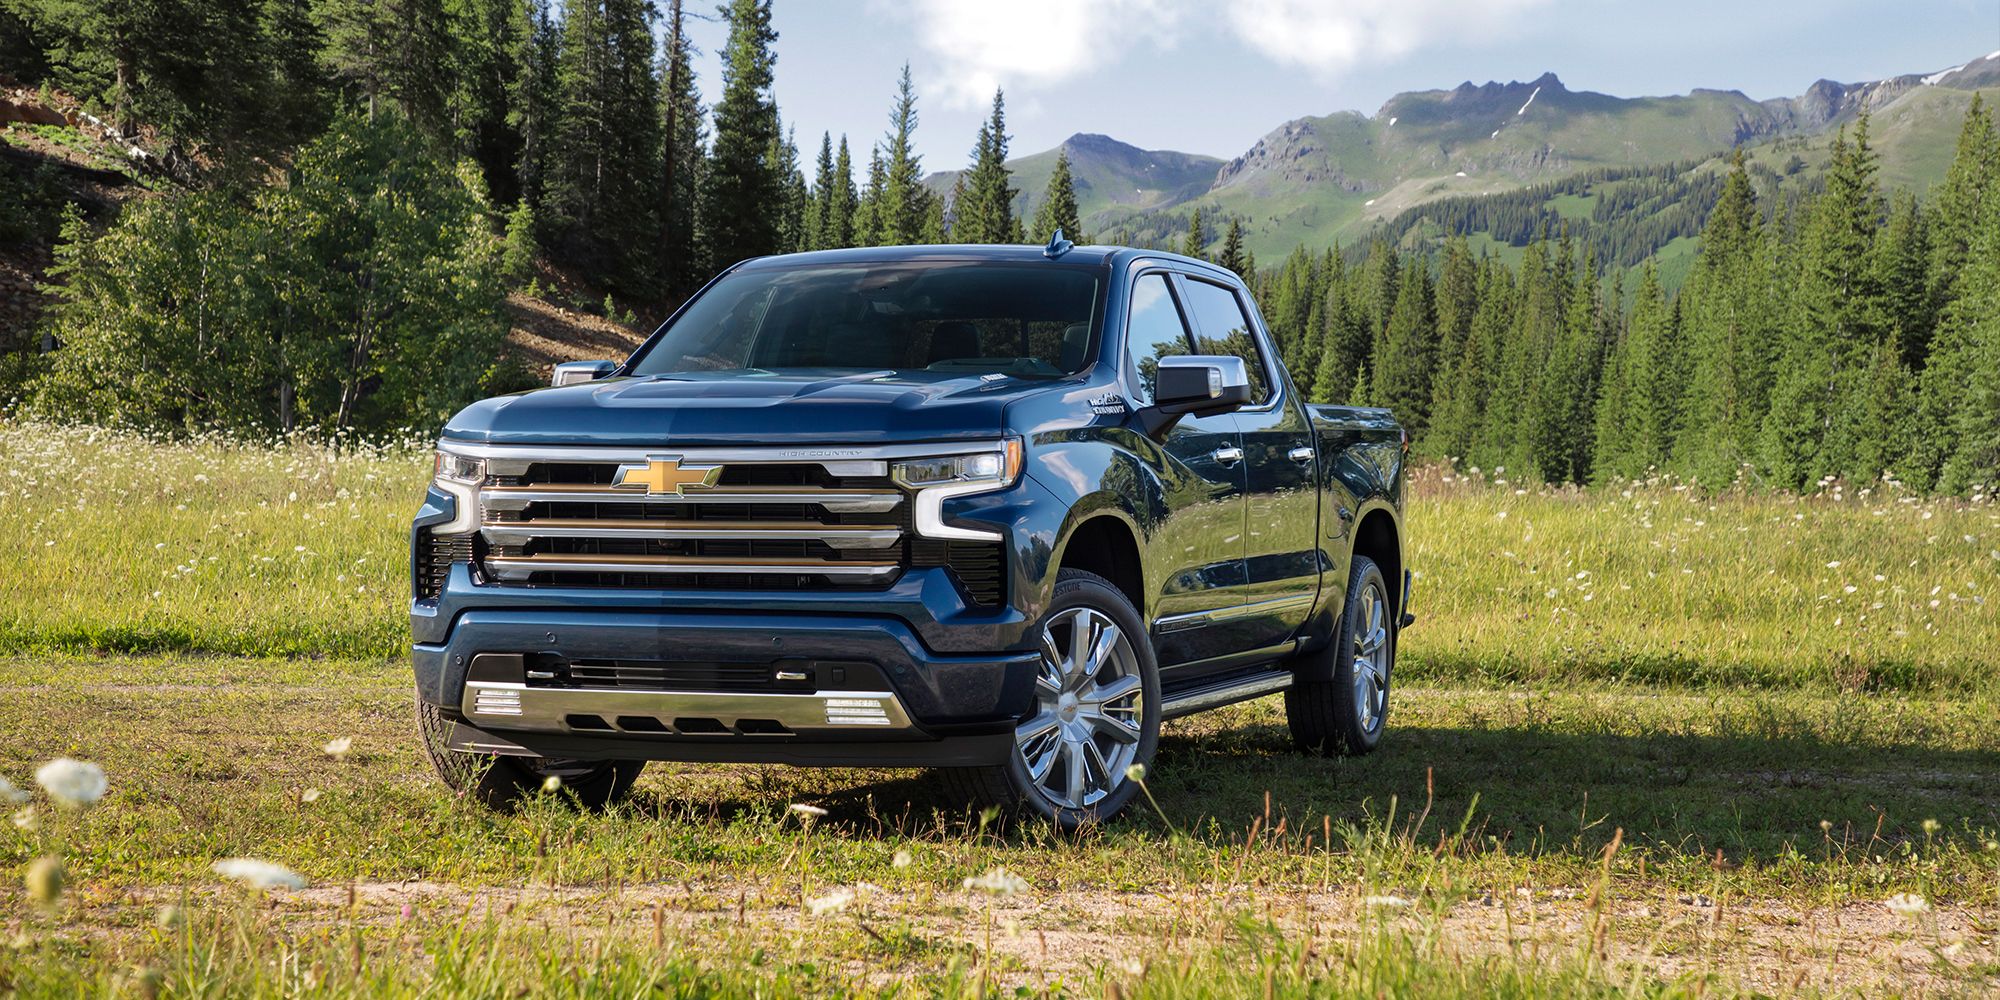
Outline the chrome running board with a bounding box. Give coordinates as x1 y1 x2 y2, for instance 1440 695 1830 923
1160 670 1293 720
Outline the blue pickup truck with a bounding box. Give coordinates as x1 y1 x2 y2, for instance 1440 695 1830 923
411 238 1410 826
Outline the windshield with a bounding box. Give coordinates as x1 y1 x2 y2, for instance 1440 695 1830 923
626 260 1105 379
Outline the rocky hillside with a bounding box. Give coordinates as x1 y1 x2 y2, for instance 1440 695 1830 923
944 50 2000 260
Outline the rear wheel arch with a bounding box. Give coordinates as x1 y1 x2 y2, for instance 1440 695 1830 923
1350 506 1403 617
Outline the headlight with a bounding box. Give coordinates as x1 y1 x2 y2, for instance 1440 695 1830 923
892 443 1018 488
434 450 486 485
892 439 1023 542
430 447 484 533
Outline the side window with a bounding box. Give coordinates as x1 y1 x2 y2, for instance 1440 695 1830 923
1122 273 1193 404
1181 278 1272 404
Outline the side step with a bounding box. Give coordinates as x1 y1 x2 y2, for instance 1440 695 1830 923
1160 670 1293 720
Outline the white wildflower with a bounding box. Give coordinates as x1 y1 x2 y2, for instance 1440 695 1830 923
34 759 107 808
12 806 36 831
1363 894 1411 909
300 788 321 804
540 775 562 793
788 803 828 819
322 737 353 759
1124 763 1147 782
963 867 1032 895
0 777 26 806
212 858 308 890
806 887 855 915
892 849 914 869
1884 892 1930 916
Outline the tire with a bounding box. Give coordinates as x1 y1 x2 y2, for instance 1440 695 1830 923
415 692 645 811
941 568 1161 829
1285 554 1395 757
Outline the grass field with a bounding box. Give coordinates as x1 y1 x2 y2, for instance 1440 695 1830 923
1 422 1997 995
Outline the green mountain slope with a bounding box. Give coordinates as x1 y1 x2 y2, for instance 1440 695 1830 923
929 50 2000 262
927 133 1222 236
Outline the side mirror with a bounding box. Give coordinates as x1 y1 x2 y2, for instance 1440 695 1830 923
551 360 618 387
1138 355 1253 438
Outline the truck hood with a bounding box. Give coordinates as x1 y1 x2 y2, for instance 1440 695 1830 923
441 369 1053 447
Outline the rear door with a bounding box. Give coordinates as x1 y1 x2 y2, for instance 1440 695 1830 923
1179 275 1321 652
1118 270 1248 666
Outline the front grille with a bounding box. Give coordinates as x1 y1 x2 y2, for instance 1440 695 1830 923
473 455 910 592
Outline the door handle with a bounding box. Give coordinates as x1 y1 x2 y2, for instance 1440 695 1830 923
1287 446 1315 463
1212 445 1244 465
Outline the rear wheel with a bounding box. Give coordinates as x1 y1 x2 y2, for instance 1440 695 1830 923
942 569 1160 828
1285 555 1394 757
415 693 645 810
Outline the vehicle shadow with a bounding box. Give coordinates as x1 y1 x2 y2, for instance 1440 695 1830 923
624 708 2000 860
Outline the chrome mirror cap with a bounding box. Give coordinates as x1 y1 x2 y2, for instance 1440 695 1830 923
551 360 618 387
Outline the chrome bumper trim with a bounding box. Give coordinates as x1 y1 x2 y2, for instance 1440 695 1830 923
460 681 915 735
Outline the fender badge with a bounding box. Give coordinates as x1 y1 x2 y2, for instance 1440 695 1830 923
1088 393 1128 416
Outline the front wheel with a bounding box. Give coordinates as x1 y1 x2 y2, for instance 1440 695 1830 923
941 569 1161 828
415 693 645 810
1285 554 1395 756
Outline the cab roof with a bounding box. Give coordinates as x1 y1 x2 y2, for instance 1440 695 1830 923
731 244 1245 285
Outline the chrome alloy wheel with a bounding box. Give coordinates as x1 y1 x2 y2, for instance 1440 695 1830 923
1015 607 1146 809
1351 581 1390 732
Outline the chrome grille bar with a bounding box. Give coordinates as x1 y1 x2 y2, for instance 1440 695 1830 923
479 485 905 514
480 519 902 551
483 553 901 582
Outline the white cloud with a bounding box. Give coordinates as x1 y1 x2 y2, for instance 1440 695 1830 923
896 0 1177 108
1224 0 1554 75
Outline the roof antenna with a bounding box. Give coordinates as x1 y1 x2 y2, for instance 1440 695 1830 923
1042 228 1074 258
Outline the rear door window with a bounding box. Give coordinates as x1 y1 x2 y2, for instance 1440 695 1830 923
1122 273 1194 404
1180 277 1272 404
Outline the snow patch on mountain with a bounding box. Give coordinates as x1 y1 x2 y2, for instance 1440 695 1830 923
1517 86 1542 116
1923 65 1964 85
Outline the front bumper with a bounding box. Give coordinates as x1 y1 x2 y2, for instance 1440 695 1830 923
413 607 1041 765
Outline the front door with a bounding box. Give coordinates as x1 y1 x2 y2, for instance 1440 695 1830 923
1119 271 1248 666
1179 275 1320 652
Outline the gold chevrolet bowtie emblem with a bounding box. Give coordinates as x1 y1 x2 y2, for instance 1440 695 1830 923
613 457 722 496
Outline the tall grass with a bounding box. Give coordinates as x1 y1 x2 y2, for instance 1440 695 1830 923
0 423 1992 689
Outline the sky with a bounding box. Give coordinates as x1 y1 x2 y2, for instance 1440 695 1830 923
677 0 2000 172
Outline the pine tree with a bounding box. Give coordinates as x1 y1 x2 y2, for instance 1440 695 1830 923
1875 191 1932 366
1674 151 1775 486
701 0 782 266
1762 118 1885 488
1926 95 1997 328
826 137 858 248
1031 148 1084 244
956 89 1022 244
1373 255 1437 434
1180 208 1207 260
852 144 887 246
260 0 332 150
1215 219 1249 276
1593 261 1674 481
510 0 559 213
320 0 453 137
446 0 529 205
657 0 706 292
770 122 807 253
805 132 836 251
1929 156 2000 492
545 0 662 289
874 65 933 246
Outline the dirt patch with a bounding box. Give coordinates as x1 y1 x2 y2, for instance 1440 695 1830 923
138 878 1999 996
